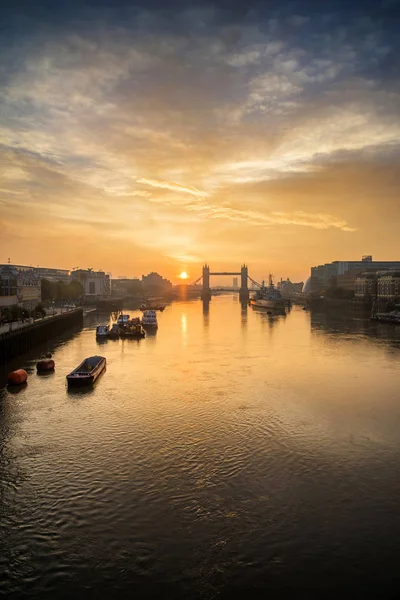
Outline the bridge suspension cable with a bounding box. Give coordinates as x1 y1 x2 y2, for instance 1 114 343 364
188 275 203 286
247 275 262 288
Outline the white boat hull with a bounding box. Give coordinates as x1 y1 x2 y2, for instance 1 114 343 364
250 298 285 309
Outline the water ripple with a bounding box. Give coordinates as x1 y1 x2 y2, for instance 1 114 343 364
1 300 400 598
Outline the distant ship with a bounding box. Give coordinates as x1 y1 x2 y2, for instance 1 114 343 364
250 275 285 309
141 310 158 328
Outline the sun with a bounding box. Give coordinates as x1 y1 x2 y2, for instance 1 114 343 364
179 271 188 280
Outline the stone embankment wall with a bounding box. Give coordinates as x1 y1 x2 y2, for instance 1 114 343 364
0 309 83 364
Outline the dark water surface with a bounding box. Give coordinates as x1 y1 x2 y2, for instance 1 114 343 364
2 297 400 599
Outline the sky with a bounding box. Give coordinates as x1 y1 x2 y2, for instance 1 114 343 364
1 0 400 283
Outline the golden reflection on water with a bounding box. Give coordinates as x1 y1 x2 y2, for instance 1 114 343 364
1 296 400 598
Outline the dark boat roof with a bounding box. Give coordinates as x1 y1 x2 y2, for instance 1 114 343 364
68 355 105 376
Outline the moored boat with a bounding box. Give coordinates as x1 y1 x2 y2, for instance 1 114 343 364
96 324 110 338
107 323 120 338
117 313 130 325
120 323 146 339
371 311 400 324
129 317 141 325
141 310 158 328
140 302 165 311
66 356 106 387
250 275 285 309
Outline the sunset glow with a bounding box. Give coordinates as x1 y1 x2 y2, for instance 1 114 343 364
1 1 399 282
179 272 189 280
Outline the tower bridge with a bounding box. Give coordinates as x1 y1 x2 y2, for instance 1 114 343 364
188 264 262 302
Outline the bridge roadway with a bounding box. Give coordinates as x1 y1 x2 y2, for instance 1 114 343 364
208 272 242 276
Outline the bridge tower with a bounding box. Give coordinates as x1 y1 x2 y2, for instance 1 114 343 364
201 264 211 301
239 264 249 302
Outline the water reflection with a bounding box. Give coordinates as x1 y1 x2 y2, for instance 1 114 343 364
144 328 158 338
36 370 55 379
2 297 400 599
6 382 28 395
66 385 96 397
250 305 287 330
311 310 400 350
202 300 210 328
240 300 248 328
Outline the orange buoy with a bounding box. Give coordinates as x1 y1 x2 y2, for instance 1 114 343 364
36 359 55 373
7 369 28 386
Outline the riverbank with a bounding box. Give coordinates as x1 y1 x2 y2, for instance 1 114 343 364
0 308 83 364
307 297 371 314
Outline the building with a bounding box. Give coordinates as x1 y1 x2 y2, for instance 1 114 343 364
35 267 70 282
0 264 70 282
355 273 378 300
71 269 111 297
112 278 142 297
277 278 304 298
309 256 400 294
0 265 41 309
141 272 172 294
377 271 400 303
336 271 362 291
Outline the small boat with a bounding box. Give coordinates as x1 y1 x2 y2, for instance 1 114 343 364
107 323 120 339
117 314 130 324
129 317 141 325
370 311 400 324
66 356 106 387
96 325 110 338
120 323 146 339
140 302 165 311
37 358 55 373
141 310 158 328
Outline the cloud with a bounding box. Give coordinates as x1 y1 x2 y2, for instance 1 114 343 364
0 2 398 280
191 205 356 231
137 178 209 197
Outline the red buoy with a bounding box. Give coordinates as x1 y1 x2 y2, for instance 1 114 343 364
36 359 55 373
7 369 28 386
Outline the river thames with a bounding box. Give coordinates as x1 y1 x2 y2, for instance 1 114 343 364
1 296 400 599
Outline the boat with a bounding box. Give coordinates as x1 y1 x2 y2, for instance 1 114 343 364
120 323 146 339
96 324 110 338
370 311 400 324
140 304 165 311
66 356 106 387
107 323 120 338
141 310 158 328
117 313 130 324
250 275 286 309
129 317 141 325
140 300 165 311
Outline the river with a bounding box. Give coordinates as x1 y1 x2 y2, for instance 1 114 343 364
1 296 400 599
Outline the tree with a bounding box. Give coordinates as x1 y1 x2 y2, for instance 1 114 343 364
10 305 22 321
69 279 83 300
41 278 55 302
34 303 46 318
